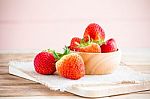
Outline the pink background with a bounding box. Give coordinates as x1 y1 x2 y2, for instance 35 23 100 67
0 0 150 50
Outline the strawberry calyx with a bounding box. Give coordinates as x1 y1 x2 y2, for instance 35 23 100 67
93 39 105 45
47 46 71 61
77 35 103 48
84 34 105 45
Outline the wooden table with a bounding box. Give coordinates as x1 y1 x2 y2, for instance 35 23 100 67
0 49 150 99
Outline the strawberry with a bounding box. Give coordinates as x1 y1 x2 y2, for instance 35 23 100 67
69 37 81 51
56 53 85 80
55 47 85 80
83 23 105 43
34 52 56 75
101 38 118 53
79 42 101 53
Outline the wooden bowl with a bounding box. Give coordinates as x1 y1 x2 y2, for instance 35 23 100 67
77 50 121 75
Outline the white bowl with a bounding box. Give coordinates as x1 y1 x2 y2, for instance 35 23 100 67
77 50 121 75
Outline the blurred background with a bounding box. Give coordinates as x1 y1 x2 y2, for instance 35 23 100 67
0 0 150 51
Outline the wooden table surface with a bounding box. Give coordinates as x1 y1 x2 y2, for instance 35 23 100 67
0 49 150 99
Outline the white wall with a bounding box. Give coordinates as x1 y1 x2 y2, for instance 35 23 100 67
0 0 150 50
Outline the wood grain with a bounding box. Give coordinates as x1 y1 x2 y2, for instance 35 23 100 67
78 50 121 74
0 53 73 97
0 51 150 98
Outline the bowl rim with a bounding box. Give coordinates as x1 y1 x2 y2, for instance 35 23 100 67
72 49 121 55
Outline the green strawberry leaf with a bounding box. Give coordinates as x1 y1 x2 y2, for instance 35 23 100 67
63 46 70 55
46 46 71 61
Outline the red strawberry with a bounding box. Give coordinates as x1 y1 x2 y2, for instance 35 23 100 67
101 38 118 53
69 37 81 51
56 53 85 80
84 23 105 42
34 52 56 75
79 43 101 53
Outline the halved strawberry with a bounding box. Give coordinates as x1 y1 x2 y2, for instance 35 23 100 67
84 23 105 44
101 38 118 53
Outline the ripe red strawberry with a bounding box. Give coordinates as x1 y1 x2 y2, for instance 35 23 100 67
79 43 101 53
101 38 118 53
34 52 56 75
69 37 81 51
56 53 85 80
84 23 105 42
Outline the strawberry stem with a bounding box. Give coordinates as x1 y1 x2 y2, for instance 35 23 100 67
87 35 91 44
52 50 60 60
75 42 80 46
47 46 71 61
63 46 71 55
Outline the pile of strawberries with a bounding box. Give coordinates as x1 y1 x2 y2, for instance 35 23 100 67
34 23 118 80
69 23 117 53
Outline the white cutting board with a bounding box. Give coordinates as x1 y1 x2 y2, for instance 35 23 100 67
9 61 150 98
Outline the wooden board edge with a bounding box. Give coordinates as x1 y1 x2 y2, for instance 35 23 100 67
66 81 150 97
8 63 150 98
